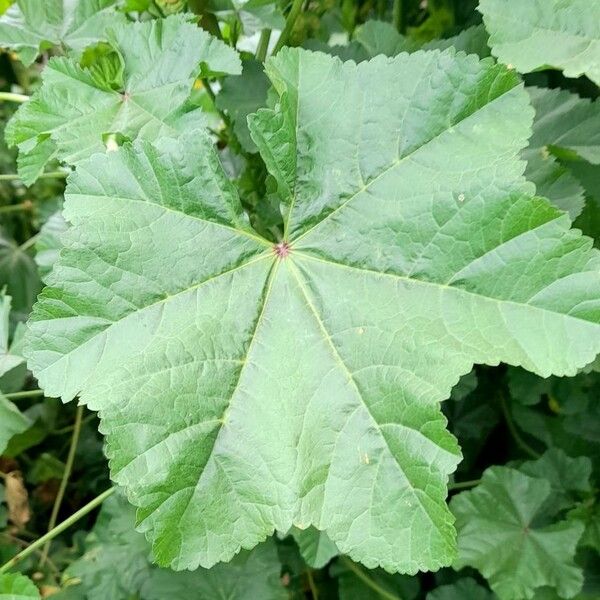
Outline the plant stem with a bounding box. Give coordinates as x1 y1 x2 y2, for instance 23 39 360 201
0 201 32 215
499 392 541 459
0 171 67 181
39 405 84 567
0 91 28 103
0 487 115 574
273 0 304 54
392 0 403 32
448 478 481 491
256 28 272 61
306 568 319 599
339 557 401 600
4 389 45 400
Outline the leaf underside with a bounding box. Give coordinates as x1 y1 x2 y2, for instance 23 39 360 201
25 48 600 574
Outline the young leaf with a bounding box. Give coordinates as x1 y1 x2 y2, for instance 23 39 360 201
451 467 585 600
479 0 600 85
24 48 600 574
427 578 494 600
0 292 25 377
216 59 270 153
0 393 31 454
0 0 126 66
35 209 68 279
290 527 339 569
0 573 39 599
5 14 241 184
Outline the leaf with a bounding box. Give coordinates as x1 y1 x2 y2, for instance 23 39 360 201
3 470 30 528
479 0 600 84
63 491 286 600
0 232 41 323
518 448 592 515
522 87 600 219
216 59 270 153
25 48 600 574
426 578 494 600
0 292 25 377
451 466 585 600
0 0 126 67
572 162 600 248
0 394 31 454
290 527 339 569
141 539 286 600
0 573 39 599
35 209 68 279
5 14 241 184
422 24 491 58
352 20 419 57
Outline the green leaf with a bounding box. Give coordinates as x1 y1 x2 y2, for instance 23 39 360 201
0 232 41 323
290 526 339 569
0 0 126 67
216 59 270 153
0 393 31 454
451 466 585 599
427 578 494 600
6 14 241 184
0 573 39 599
572 162 600 248
518 448 592 515
25 48 600 574
422 25 491 57
35 209 67 280
63 491 286 600
479 0 600 84
522 87 600 220
0 292 25 377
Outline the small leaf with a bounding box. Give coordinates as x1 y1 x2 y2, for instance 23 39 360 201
290 527 339 569
427 578 494 600
479 0 600 84
0 0 126 66
0 292 25 378
216 59 270 153
451 466 585 599
4 470 30 528
0 393 31 454
6 14 241 183
0 573 39 599
35 209 68 280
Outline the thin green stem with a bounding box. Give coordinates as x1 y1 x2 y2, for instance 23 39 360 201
0 91 28 103
201 78 216 104
39 405 84 567
306 568 319 599
4 389 44 400
448 478 481 491
0 201 31 215
256 28 272 61
0 171 67 182
0 487 115 574
499 392 541 459
339 557 401 600
392 0 403 31
273 0 304 54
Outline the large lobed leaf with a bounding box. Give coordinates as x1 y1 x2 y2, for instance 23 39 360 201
25 48 600 574
479 0 600 84
0 0 125 66
451 466 585 599
5 14 241 184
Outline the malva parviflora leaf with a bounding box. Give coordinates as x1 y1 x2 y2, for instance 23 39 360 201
451 466 585 600
25 48 600 574
479 0 600 85
0 0 126 67
5 14 241 185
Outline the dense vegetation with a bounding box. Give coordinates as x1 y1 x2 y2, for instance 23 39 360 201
0 0 599 598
